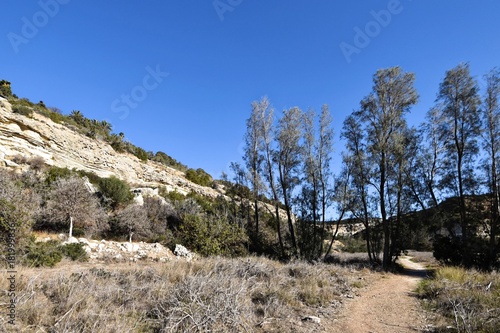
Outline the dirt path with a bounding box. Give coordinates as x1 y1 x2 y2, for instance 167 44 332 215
333 256 430 333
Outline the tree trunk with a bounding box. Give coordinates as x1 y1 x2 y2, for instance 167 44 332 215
380 154 391 271
490 152 499 265
69 215 73 239
275 203 284 258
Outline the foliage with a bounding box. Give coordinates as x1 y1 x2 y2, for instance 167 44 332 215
185 168 213 187
23 240 63 267
151 151 187 171
0 170 40 252
59 242 89 261
98 176 133 208
0 79 12 97
160 187 186 202
173 195 249 257
12 104 33 117
133 146 149 162
434 235 491 270
44 166 73 184
337 236 367 253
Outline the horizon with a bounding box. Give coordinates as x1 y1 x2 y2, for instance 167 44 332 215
2 1 499 177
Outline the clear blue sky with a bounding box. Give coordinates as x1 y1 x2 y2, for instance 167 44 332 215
1 1 499 178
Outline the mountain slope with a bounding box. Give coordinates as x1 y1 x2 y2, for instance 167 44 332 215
0 97 220 197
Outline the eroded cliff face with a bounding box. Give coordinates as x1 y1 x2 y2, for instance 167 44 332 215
0 97 221 197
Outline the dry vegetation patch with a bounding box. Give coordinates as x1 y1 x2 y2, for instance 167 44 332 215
417 266 500 332
1 257 366 332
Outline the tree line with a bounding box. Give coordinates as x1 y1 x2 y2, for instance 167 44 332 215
238 64 500 270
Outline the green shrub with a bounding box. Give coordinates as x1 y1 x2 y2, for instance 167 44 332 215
45 166 73 185
12 104 33 117
338 236 367 253
134 146 149 162
0 80 12 97
185 168 213 187
48 110 64 123
11 97 35 107
178 213 248 257
161 189 186 202
151 151 187 171
24 240 63 267
59 242 88 261
98 176 133 208
76 170 102 185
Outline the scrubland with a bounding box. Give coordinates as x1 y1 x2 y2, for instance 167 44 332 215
1 256 369 332
418 266 500 333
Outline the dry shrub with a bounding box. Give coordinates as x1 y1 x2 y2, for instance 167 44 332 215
1 257 360 332
418 266 500 333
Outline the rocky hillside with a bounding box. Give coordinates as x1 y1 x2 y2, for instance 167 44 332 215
0 97 221 197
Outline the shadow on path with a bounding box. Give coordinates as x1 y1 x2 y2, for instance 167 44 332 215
396 257 433 279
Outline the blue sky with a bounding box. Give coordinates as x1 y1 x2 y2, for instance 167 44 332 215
1 1 499 178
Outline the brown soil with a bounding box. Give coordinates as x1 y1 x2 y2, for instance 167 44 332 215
332 256 430 333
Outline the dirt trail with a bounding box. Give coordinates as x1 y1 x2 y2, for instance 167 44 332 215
333 256 430 333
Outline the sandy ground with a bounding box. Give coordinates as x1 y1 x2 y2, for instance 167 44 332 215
332 256 430 333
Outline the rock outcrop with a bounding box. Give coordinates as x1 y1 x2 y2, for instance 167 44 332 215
59 236 194 262
0 97 221 197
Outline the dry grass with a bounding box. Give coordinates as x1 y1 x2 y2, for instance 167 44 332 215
417 266 500 333
1 257 363 332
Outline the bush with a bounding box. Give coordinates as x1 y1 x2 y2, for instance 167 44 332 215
0 80 12 97
134 146 148 162
47 110 64 123
433 235 490 269
178 212 248 257
98 176 133 208
185 168 213 187
27 156 45 171
76 170 102 185
12 104 33 117
160 188 186 202
151 151 187 171
338 236 367 253
24 240 63 267
59 242 88 261
45 166 73 184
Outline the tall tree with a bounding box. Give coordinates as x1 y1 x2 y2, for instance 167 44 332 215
259 101 285 256
244 98 266 236
482 68 500 265
275 107 303 257
420 107 447 208
341 114 378 263
435 63 481 266
301 109 320 257
356 66 418 270
316 105 335 256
